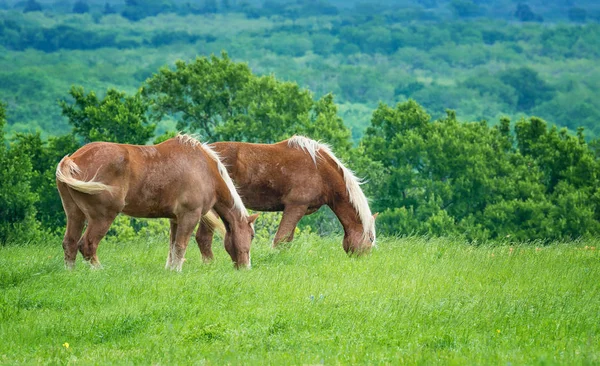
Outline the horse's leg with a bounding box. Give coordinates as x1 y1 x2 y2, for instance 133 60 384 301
78 214 117 269
273 204 308 247
63 211 86 269
57 184 86 269
195 218 215 263
166 219 177 269
170 211 202 272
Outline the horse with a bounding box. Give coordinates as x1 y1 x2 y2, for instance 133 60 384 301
55 134 258 271
195 135 376 261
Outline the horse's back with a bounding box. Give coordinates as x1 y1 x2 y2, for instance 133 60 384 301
63 139 218 218
210 141 340 211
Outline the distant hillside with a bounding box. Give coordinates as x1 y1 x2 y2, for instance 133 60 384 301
1 0 599 139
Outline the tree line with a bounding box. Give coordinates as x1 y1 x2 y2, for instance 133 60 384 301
2 4 600 142
9 0 600 23
1 53 599 244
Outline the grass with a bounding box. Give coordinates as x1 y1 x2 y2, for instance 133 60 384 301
0 234 599 364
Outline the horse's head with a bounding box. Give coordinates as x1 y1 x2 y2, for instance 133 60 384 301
224 213 260 269
343 213 377 255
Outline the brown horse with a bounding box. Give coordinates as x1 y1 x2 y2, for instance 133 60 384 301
55 134 258 271
196 135 376 261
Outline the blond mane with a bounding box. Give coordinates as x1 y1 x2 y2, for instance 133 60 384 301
288 135 376 243
176 134 249 219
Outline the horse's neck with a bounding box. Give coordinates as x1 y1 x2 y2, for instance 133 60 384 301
330 197 363 235
212 198 243 229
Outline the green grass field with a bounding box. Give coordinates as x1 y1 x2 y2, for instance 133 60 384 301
1 234 598 365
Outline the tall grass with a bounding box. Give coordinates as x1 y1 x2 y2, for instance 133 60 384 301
1 235 598 364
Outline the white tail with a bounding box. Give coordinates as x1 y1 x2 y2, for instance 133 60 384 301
55 156 113 195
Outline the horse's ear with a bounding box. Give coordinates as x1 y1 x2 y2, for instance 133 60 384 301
373 212 379 220
248 213 260 224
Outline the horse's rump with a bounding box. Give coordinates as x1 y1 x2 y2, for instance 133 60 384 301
56 155 115 195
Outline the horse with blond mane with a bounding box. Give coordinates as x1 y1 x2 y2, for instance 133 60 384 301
56 134 258 270
196 135 376 261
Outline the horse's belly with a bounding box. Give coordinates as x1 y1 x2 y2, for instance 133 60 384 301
121 204 176 219
236 185 284 211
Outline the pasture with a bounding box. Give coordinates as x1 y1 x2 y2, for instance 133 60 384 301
0 234 598 364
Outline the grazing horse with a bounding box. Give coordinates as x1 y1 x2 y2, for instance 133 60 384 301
55 135 258 271
196 135 376 261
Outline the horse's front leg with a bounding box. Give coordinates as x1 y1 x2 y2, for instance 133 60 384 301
195 217 215 263
273 204 308 247
169 210 202 272
165 219 177 269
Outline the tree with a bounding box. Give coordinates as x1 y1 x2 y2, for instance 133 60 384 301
568 7 587 22
0 103 38 243
72 0 90 13
220 0 231 12
22 0 42 12
60 86 155 144
142 52 352 151
211 74 314 143
499 67 554 111
303 93 352 155
142 52 253 140
514 117 598 193
12 133 80 232
359 100 596 240
103 2 116 14
121 0 174 21
514 3 543 22
450 0 481 18
203 0 218 13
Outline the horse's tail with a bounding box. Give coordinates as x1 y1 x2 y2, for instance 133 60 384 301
55 155 114 195
288 135 376 243
201 210 226 237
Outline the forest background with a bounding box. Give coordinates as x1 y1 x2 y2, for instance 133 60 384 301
1 0 600 244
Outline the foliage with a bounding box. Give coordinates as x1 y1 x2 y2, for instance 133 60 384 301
568 7 587 22
1 1 600 242
11 132 80 232
142 52 253 140
22 0 42 13
0 103 38 243
72 0 89 14
59 86 155 144
499 67 554 112
514 3 543 22
105 215 170 243
1 8 600 137
361 100 600 240
121 0 175 21
449 0 481 18
143 53 352 149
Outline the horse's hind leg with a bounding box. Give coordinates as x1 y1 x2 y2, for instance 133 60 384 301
57 183 86 269
273 204 308 247
78 213 117 269
63 212 85 269
169 210 202 271
195 218 215 263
